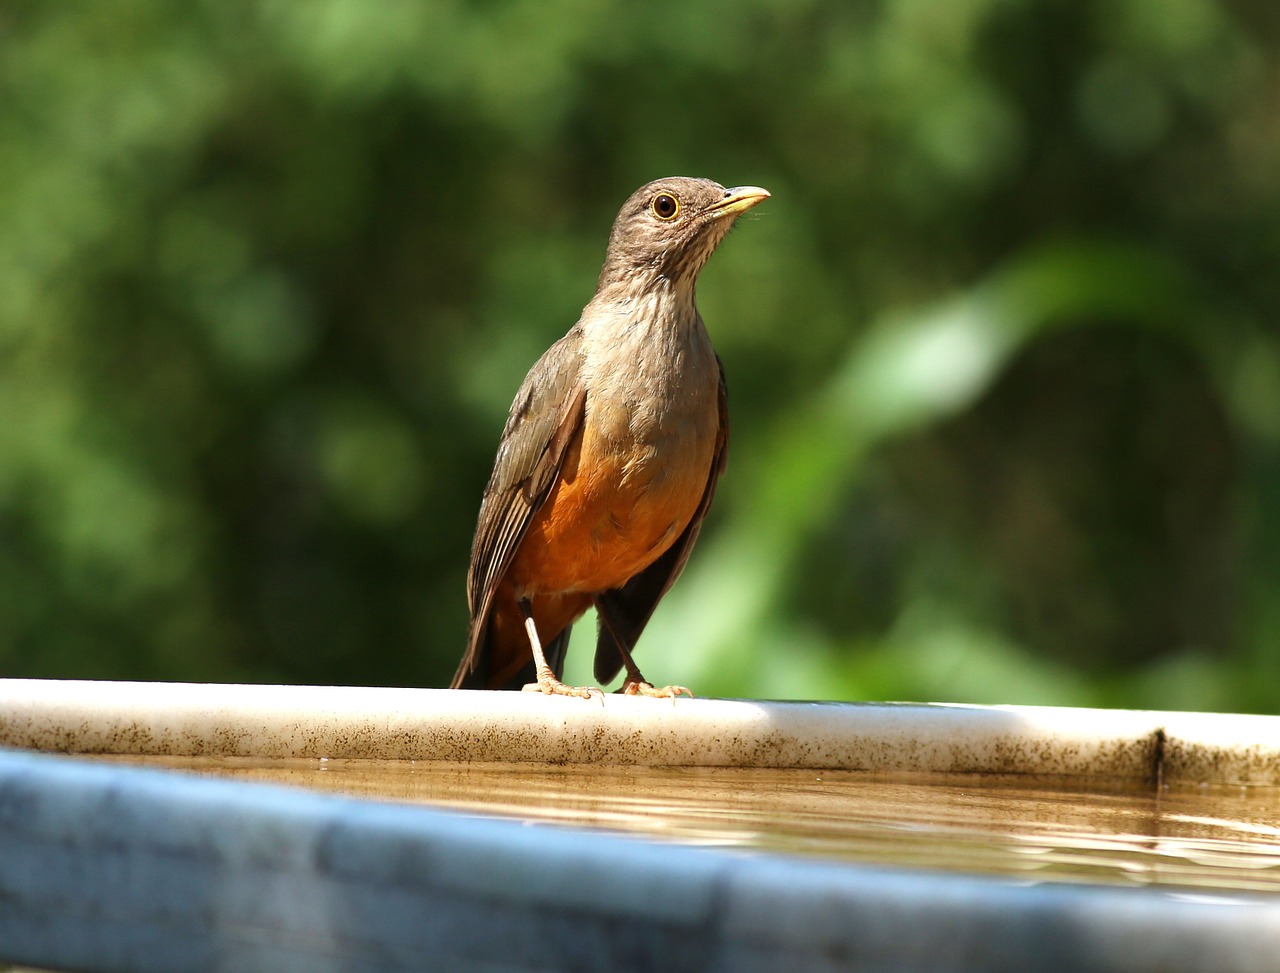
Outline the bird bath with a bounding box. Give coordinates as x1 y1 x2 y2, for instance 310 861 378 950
1 679 1278 972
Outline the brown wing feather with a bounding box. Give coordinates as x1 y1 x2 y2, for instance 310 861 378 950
451 328 588 689
593 356 729 684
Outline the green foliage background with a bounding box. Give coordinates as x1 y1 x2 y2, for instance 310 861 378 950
2 0 1278 711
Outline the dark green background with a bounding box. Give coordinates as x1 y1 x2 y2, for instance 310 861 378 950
3 1 1277 711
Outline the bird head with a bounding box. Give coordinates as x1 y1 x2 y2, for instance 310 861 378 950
597 177 769 294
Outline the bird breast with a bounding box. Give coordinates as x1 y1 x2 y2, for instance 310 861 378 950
515 303 720 595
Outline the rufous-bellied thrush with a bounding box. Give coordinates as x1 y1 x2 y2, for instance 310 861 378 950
451 177 769 698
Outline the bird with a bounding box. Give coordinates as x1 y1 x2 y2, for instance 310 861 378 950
450 176 769 698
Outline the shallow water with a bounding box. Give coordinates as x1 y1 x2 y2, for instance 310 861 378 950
98 756 1280 893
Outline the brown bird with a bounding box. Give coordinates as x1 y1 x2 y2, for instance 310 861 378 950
450 177 769 698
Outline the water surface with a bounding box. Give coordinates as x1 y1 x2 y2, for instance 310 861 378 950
99 756 1280 893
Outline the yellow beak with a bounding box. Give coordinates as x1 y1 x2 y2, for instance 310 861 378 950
707 186 770 219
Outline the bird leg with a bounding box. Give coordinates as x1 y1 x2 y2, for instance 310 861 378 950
517 599 602 700
598 612 693 699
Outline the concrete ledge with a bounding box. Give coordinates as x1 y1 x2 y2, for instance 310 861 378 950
1 748 1277 973
2 679 1279 784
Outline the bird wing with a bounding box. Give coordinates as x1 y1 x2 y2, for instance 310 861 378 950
451 327 588 689
592 355 729 685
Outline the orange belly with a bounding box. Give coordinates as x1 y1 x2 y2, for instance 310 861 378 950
505 411 715 598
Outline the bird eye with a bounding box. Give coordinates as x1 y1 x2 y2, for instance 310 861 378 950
651 193 680 221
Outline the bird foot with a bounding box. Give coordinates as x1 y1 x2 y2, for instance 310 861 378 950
522 671 604 701
620 680 694 699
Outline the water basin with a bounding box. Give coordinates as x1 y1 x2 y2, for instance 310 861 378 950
4 681 1280 972
94 755 1280 895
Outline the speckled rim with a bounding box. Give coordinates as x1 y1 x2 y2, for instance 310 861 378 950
1 679 1277 786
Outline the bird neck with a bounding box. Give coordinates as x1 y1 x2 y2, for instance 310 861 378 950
589 270 701 336
595 221 727 303
579 279 710 393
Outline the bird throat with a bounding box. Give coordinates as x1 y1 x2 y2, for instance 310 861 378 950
585 277 709 397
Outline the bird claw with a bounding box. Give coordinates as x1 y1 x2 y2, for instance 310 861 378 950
621 680 693 699
522 674 604 701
